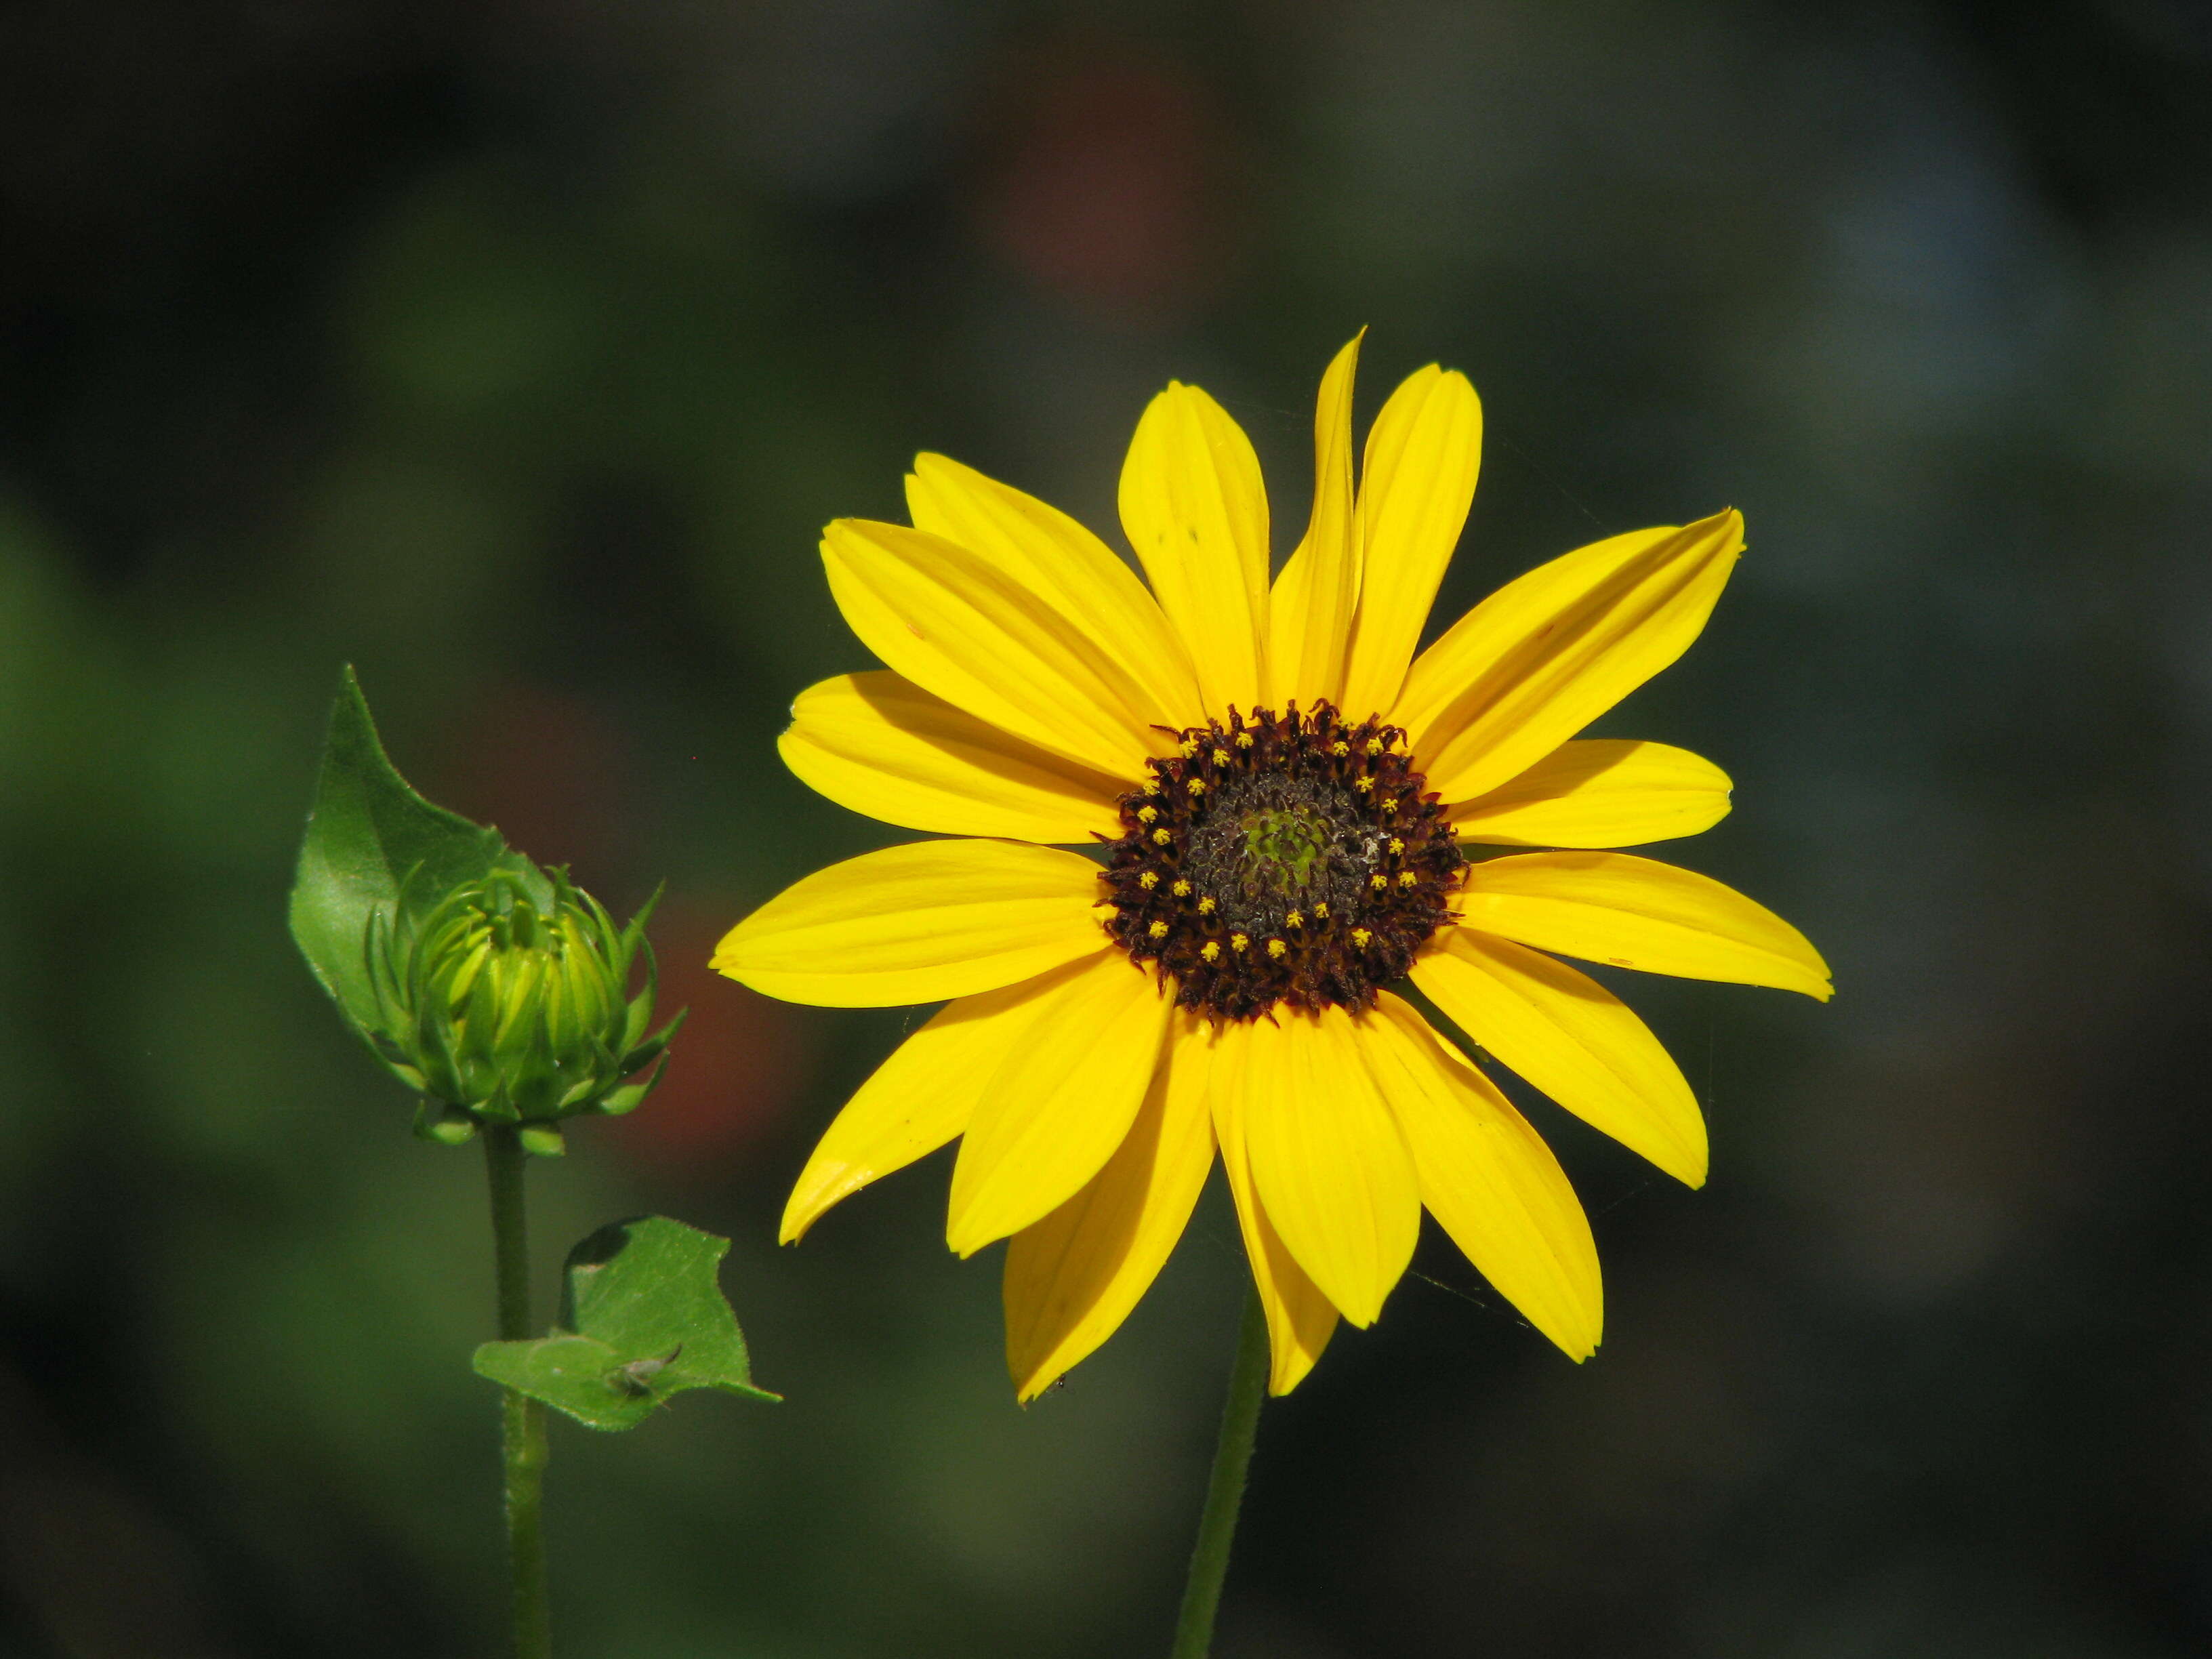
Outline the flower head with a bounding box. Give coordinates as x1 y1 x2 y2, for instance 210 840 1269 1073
716 335 1829 1397
369 865 680 1152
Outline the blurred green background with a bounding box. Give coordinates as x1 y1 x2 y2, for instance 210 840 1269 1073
3 1 2211 1654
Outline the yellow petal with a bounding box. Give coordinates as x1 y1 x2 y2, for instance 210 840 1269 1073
907 454 1206 731
1363 994 1601 1359
1395 510 1744 804
945 955 1173 1254
780 672 1126 843
712 840 1109 1008
1411 929 1706 1186
1455 851 1833 1000
1210 1020 1338 1394
1338 364 1482 720
781 960 1100 1242
1239 1006 1420 1328
1267 332 1364 708
1447 739 1732 847
821 516 1162 779
1002 1011 1216 1399
1118 382 1271 718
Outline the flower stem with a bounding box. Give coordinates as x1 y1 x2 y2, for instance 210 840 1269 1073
484 1126 552 1659
1170 1282 1269 1659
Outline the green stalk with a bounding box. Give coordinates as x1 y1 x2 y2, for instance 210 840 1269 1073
485 1127 552 1659
1169 1284 1270 1658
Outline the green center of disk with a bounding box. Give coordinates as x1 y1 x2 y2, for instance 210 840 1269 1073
1237 805 1334 896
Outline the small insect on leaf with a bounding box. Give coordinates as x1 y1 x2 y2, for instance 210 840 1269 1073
609 1345 684 1398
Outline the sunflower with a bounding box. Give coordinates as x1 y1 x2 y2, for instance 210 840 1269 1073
714 334 1829 1399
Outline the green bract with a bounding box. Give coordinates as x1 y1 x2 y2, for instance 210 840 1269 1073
368 865 680 1149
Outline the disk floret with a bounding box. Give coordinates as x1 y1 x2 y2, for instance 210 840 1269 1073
1101 702 1465 1020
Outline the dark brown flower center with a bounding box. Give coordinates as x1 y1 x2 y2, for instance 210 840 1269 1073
1100 702 1465 1021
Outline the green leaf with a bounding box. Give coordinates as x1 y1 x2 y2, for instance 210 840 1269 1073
472 1216 780 1431
287 665 541 1036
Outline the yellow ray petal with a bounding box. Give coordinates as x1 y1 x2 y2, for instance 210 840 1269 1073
1239 1006 1420 1328
1394 510 1744 805
712 840 1109 1008
1411 929 1706 1186
821 517 1163 779
780 672 1126 844
1268 332 1364 708
945 956 1174 1255
1446 739 1732 847
1338 363 1483 720
1118 382 1271 718
907 454 1206 731
1456 851 1832 1000
1210 1020 1338 1393
1363 994 1601 1359
781 959 1101 1242
1002 1011 1217 1399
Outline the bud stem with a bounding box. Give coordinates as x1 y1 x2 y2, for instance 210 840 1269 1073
485 1127 553 1659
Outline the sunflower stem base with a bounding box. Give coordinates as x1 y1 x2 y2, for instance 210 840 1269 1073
1170 1282 1269 1659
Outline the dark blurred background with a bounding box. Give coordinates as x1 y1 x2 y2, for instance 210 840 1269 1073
3 1 2211 1654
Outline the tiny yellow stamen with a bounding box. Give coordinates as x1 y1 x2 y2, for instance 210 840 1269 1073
1152 827 1172 846
1266 938 1288 959
1196 896 1216 915
1180 737 1198 758
1212 749 1231 766
1370 874 1389 890
1148 920 1169 940
1330 741 1349 757
1284 910 1303 929
1381 798 1397 815
1172 879 1191 897
1355 775 1374 793
1139 871 1159 890
1187 777 1206 795
1388 837 1404 855
1200 941 1221 962
1313 901 1329 918
1352 927 1372 947
1137 804 1158 824
1235 731 1254 748
1366 738 1384 754
1230 933 1250 953
1398 870 1418 887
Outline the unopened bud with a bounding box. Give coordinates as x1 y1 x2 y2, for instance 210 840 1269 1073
365 865 682 1147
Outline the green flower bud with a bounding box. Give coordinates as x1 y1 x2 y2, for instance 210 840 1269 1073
364 865 682 1147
